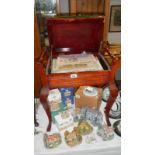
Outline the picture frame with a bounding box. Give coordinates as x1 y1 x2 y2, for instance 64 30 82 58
109 5 121 32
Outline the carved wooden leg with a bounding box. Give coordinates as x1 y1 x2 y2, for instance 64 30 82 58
105 83 118 126
40 86 52 131
34 102 39 127
105 93 118 126
105 59 120 126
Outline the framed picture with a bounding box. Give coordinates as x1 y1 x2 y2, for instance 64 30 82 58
109 5 121 32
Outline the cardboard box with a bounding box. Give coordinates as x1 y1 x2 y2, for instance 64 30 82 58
59 87 74 109
54 110 74 131
47 89 62 112
51 103 66 123
75 86 103 110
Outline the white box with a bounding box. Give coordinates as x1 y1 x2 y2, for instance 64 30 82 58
54 110 74 131
47 89 62 112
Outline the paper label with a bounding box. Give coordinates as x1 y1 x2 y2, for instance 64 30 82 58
70 74 77 78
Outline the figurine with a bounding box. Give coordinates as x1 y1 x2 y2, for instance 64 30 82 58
64 127 82 147
71 107 103 127
47 89 62 112
80 107 87 120
44 133 61 148
85 108 98 126
71 108 81 122
85 133 97 144
96 111 103 127
78 120 93 135
80 107 103 127
54 109 74 131
97 123 114 141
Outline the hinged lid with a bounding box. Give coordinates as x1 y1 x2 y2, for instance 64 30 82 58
46 16 104 56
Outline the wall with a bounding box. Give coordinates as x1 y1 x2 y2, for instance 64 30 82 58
108 0 121 43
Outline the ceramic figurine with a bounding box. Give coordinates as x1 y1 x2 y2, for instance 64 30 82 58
44 133 61 148
86 108 98 126
64 127 82 147
71 108 81 122
97 123 114 141
80 107 87 120
85 133 97 144
96 111 103 127
80 107 103 127
78 120 93 135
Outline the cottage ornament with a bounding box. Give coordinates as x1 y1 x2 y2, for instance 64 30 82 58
97 123 114 141
44 133 61 148
78 120 93 135
64 127 82 147
85 133 97 144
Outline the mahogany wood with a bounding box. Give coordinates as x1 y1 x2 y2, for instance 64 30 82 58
105 59 121 126
34 11 42 126
34 102 39 127
34 12 42 97
40 86 52 131
46 17 104 56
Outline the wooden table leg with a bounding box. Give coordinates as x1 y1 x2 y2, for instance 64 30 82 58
105 93 118 126
34 103 39 127
105 83 118 126
40 86 52 131
105 59 120 126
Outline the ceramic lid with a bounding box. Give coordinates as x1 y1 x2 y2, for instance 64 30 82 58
46 16 104 56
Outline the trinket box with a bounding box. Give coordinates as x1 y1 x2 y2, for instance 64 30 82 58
97 123 114 141
44 133 61 148
64 127 82 147
78 120 93 135
75 86 103 110
59 87 74 109
54 110 74 131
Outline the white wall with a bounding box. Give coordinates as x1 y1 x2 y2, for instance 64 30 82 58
108 0 121 43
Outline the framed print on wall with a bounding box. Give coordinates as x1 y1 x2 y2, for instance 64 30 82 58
109 5 121 32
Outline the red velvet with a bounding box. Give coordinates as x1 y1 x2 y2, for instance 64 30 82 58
46 17 104 57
